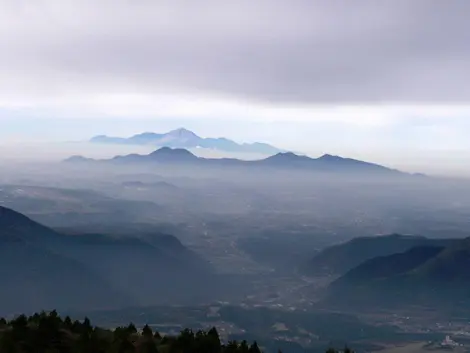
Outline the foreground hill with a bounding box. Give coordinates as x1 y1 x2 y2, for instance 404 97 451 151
0 206 214 315
90 127 283 155
65 147 406 176
0 206 126 313
326 237 470 309
305 234 456 276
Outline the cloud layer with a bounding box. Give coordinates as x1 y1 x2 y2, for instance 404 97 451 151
1 0 470 105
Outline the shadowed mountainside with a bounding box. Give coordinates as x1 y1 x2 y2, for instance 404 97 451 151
326 237 470 309
0 206 215 315
305 233 456 276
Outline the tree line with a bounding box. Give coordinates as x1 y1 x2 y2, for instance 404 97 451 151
0 311 352 353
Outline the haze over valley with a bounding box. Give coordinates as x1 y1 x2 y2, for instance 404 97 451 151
2 1 470 352
2 135 470 351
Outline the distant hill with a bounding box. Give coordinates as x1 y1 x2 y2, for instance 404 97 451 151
260 152 403 174
0 184 165 227
325 237 470 309
305 234 456 276
0 206 214 315
90 128 283 154
65 147 406 176
121 180 178 189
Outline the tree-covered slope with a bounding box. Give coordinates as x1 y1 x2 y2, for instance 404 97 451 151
326 237 470 308
0 206 215 314
0 311 352 353
306 234 456 276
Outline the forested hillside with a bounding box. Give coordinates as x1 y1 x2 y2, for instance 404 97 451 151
0 311 351 353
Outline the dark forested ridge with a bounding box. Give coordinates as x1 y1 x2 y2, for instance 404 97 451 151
326 237 470 309
306 234 457 276
0 206 217 315
0 311 351 353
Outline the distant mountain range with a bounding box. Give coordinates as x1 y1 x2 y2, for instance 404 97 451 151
90 128 284 154
0 205 214 315
66 147 407 176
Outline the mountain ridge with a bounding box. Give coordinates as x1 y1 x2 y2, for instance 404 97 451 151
305 233 456 276
90 128 284 155
65 147 407 176
0 205 215 314
325 236 470 309
0 206 62 243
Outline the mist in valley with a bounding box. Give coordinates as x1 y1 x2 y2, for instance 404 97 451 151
2 141 470 352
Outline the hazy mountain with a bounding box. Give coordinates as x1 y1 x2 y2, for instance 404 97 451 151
412 237 470 282
121 180 178 189
0 206 127 314
65 147 405 175
0 184 165 228
133 146 198 162
0 206 214 314
0 205 61 242
305 234 456 276
57 232 214 306
331 246 444 286
260 152 401 173
326 237 470 309
90 128 283 154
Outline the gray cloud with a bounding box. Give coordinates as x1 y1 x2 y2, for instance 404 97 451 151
1 0 470 103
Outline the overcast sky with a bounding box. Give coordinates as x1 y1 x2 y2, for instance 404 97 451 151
1 0 470 174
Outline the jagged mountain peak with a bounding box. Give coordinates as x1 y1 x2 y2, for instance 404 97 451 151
166 127 200 138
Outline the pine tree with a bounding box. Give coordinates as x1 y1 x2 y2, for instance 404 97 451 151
64 316 73 329
127 323 138 335
225 340 240 353
248 341 261 353
142 325 153 338
239 340 249 353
